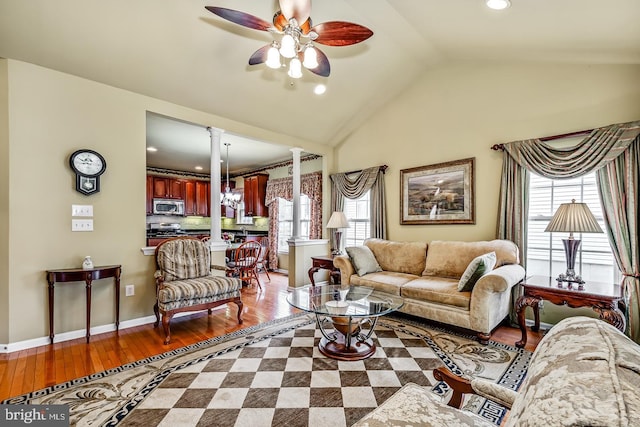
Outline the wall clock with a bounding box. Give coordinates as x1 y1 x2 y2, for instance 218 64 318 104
69 149 107 195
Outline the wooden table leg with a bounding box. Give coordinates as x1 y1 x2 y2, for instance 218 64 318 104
85 276 93 343
593 303 626 332
114 267 121 331
515 295 540 348
308 266 320 286
47 274 55 344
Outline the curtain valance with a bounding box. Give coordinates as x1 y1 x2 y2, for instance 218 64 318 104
264 172 322 206
503 120 640 179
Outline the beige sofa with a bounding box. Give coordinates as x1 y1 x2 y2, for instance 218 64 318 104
354 316 640 426
333 238 525 343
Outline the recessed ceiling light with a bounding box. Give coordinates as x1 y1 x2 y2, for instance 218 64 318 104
486 0 511 10
195 166 203 171
314 84 326 95
147 146 158 152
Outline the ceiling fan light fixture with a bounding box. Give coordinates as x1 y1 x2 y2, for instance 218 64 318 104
486 0 511 10
302 44 318 69
288 57 303 78
266 43 282 69
279 33 297 58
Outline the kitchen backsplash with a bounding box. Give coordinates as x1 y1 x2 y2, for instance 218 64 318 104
146 215 269 232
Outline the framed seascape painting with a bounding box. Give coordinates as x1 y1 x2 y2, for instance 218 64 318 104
400 157 475 225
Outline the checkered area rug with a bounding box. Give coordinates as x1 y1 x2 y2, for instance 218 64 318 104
115 316 529 427
3 313 531 427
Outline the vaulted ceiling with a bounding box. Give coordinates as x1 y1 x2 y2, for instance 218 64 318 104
2 0 639 172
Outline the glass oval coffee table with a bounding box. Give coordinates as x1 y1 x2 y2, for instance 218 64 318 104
287 285 404 361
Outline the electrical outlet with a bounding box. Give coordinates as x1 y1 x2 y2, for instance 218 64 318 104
71 219 93 231
72 204 93 217
125 284 135 296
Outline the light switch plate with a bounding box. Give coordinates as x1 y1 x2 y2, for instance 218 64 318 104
72 204 93 217
72 219 94 231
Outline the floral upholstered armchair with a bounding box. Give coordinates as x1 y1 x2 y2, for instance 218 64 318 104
354 316 640 426
154 237 243 344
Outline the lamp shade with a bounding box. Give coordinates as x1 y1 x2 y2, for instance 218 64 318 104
326 211 349 229
544 200 603 234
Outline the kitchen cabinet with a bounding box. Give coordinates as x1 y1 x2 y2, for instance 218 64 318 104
195 181 209 216
147 237 170 247
152 176 185 199
146 175 154 215
243 174 269 217
184 180 210 217
184 181 197 216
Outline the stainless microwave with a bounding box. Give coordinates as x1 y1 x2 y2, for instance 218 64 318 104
153 199 185 216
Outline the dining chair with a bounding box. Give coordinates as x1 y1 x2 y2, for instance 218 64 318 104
255 236 271 281
226 240 262 289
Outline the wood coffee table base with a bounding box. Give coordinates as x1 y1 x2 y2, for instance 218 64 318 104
319 335 376 361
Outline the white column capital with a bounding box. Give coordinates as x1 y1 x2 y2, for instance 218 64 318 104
208 127 224 141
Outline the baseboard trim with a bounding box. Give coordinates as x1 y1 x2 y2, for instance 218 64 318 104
0 307 228 353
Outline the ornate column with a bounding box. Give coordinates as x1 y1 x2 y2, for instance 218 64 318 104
290 147 303 239
208 127 223 242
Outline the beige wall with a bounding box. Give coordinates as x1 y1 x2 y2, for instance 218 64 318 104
0 59 9 345
336 62 640 325
337 63 640 244
2 59 332 344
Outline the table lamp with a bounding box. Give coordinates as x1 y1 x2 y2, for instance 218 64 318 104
326 211 349 255
544 199 603 286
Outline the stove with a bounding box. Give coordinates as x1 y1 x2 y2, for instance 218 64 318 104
147 223 187 238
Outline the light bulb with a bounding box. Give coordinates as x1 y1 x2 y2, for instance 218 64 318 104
288 58 303 79
302 45 318 69
486 0 510 10
279 34 297 59
266 45 281 69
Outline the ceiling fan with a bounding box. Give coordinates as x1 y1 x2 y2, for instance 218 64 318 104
205 0 373 78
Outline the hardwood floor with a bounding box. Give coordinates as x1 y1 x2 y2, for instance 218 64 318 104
0 272 543 401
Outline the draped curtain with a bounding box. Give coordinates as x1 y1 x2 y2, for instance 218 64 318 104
330 166 387 250
497 119 640 340
264 172 322 270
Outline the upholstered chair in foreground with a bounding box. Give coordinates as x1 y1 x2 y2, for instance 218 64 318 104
154 237 243 344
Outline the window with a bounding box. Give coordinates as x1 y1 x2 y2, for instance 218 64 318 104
277 195 311 252
527 172 617 282
236 202 254 225
343 191 371 247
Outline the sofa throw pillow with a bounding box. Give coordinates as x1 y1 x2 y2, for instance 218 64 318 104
457 252 497 292
346 246 383 277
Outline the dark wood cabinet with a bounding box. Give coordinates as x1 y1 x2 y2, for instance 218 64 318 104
146 175 154 215
195 181 209 217
184 180 197 216
243 174 269 217
184 180 210 217
152 176 184 199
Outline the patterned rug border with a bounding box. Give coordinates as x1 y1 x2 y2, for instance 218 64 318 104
3 313 532 426
1 313 310 405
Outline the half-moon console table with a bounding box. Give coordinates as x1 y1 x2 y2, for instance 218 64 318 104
46 264 121 344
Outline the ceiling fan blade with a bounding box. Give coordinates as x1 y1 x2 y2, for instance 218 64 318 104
248 45 271 65
311 21 374 46
205 6 272 31
306 48 330 77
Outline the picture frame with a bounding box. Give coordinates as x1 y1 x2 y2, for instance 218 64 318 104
400 157 475 225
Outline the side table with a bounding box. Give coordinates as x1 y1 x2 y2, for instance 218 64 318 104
46 265 122 344
515 275 625 348
308 256 341 286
